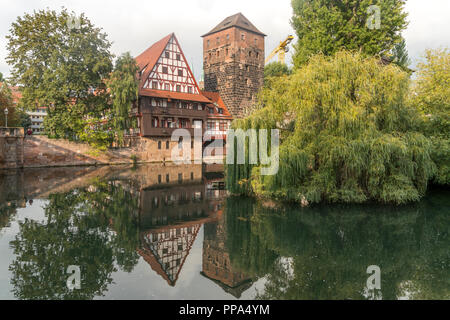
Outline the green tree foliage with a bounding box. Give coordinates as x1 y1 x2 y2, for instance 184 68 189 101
226 51 435 204
413 48 450 185
0 82 13 126
8 181 140 300
391 38 411 71
264 62 292 79
6 8 113 145
291 0 408 68
0 72 4 82
224 192 449 300
264 62 292 90
107 52 139 144
0 82 29 127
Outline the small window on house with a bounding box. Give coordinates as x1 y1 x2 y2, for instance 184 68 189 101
216 37 220 45
226 34 230 41
207 40 210 48
158 175 162 184
152 81 158 89
166 174 170 183
255 38 258 45
178 69 183 76
176 54 181 60
165 83 170 91
178 137 183 150
241 33 245 41
158 141 162 149
166 140 170 149
162 66 168 74
218 108 223 114
217 50 220 57
191 172 194 180
165 51 170 58
178 173 183 183
188 86 193 94
176 85 181 92
208 107 214 114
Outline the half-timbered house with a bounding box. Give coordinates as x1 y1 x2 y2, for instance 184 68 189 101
134 33 211 161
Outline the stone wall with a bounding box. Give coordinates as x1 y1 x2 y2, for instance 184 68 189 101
0 127 24 169
0 132 219 169
22 135 134 168
203 27 265 118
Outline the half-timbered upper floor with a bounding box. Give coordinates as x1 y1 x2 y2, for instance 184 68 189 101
135 33 213 137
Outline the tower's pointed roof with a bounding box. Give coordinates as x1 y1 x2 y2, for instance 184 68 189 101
202 13 266 37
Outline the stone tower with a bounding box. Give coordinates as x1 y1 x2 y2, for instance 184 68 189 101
202 13 266 119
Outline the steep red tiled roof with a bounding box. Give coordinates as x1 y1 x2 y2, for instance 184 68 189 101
136 33 172 72
140 88 212 103
201 91 233 120
135 33 211 104
135 33 173 89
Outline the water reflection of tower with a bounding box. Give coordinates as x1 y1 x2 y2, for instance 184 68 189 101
201 209 253 298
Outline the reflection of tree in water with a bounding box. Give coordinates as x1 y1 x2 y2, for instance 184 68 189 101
225 189 449 300
9 180 140 300
0 202 19 232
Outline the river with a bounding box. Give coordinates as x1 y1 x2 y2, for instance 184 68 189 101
0 164 448 300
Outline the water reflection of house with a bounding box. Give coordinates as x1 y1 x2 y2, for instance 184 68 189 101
138 224 202 286
137 181 223 286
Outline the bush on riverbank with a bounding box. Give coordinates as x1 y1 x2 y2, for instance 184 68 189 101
226 51 437 205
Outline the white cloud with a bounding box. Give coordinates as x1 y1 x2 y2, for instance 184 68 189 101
0 0 448 79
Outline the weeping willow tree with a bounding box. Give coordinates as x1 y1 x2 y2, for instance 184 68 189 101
412 48 450 185
107 52 139 145
226 51 435 204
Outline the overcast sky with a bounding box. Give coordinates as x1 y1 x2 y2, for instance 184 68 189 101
0 0 449 80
